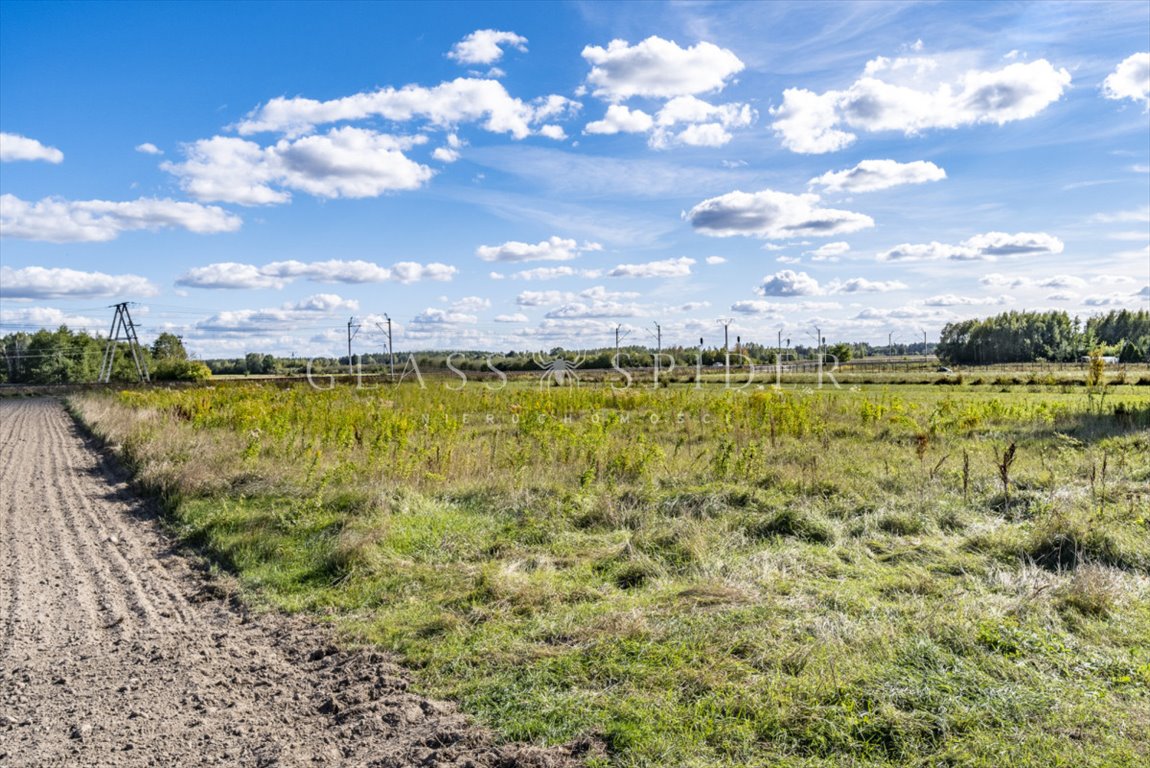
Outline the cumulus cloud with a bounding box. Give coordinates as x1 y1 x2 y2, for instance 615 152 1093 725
494 313 529 323
176 262 289 290
476 235 600 262
922 294 1011 306
1084 293 1137 306
411 307 479 325
0 306 102 330
581 36 744 102
235 78 578 140
176 259 454 289
450 296 491 312
507 266 602 280
164 128 434 205
647 95 755 149
135 142 163 155
197 293 359 332
1102 52 1149 108
607 257 695 278
537 125 568 140
387 261 458 283
756 269 822 297
809 159 946 193
770 56 1071 153
828 277 907 293
584 104 655 135
0 194 241 242
545 300 644 319
261 259 394 283
447 30 528 66
980 274 1093 295
705 256 727 265
0 266 158 300
731 299 782 315
807 241 850 261
516 289 576 307
686 189 874 239
878 231 1063 262
0 133 63 163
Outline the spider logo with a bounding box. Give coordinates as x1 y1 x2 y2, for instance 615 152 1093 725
533 352 584 387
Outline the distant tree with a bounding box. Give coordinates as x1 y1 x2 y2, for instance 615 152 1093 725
151 332 188 361
828 342 852 362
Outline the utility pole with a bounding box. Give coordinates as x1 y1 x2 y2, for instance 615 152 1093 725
653 321 662 383
696 336 703 388
99 302 149 383
814 325 822 382
614 323 630 363
889 331 893 356
923 329 928 357
384 314 394 376
718 318 732 385
347 316 361 377
776 329 783 387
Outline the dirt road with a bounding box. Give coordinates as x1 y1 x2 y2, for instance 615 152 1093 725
0 398 584 767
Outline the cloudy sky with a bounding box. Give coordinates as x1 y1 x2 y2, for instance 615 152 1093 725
1 1 1147 358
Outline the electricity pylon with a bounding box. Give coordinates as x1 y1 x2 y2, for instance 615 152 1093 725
99 302 150 383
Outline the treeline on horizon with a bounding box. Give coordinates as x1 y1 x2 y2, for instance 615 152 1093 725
936 309 1149 365
1 309 1147 385
0 330 209 385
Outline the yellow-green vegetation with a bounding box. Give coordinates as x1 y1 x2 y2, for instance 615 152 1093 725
71 380 1150 767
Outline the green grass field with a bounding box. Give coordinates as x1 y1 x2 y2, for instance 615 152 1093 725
71 377 1150 767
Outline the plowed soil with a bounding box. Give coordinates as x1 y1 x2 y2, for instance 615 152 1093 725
0 398 587 767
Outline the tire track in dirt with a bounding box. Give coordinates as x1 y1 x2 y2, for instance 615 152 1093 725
0 398 590 767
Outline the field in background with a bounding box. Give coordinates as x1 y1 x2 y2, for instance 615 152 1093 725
70 377 1150 767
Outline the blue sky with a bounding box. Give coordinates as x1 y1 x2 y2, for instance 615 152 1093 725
1 0 1147 358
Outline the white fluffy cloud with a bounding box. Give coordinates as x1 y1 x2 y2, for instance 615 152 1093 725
730 300 782 315
1102 52 1150 108
705 256 727 265
829 277 907 293
494 313 529 323
584 105 654 135
922 294 1011 306
752 270 903 298
980 273 1087 290
235 78 578 140
198 294 359 332
648 95 755 149
0 133 63 163
262 259 395 283
607 257 695 278
0 306 102 330
756 270 822 297
0 194 241 242
176 262 289 290
164 128 434 205
686 189 874 239
135 142 163 155
447 30 528 66
505 266 602 280
516 285 637 307
176 259 455 289
770 56 1071 153
411 307 479 326
809 159 946 193
516 289 575 307
0 266 158 300
807 241 851 261
582 36 744 101
878 231 1064 261
476 236 600 262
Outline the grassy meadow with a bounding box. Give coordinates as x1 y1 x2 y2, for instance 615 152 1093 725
70 374 1150 767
